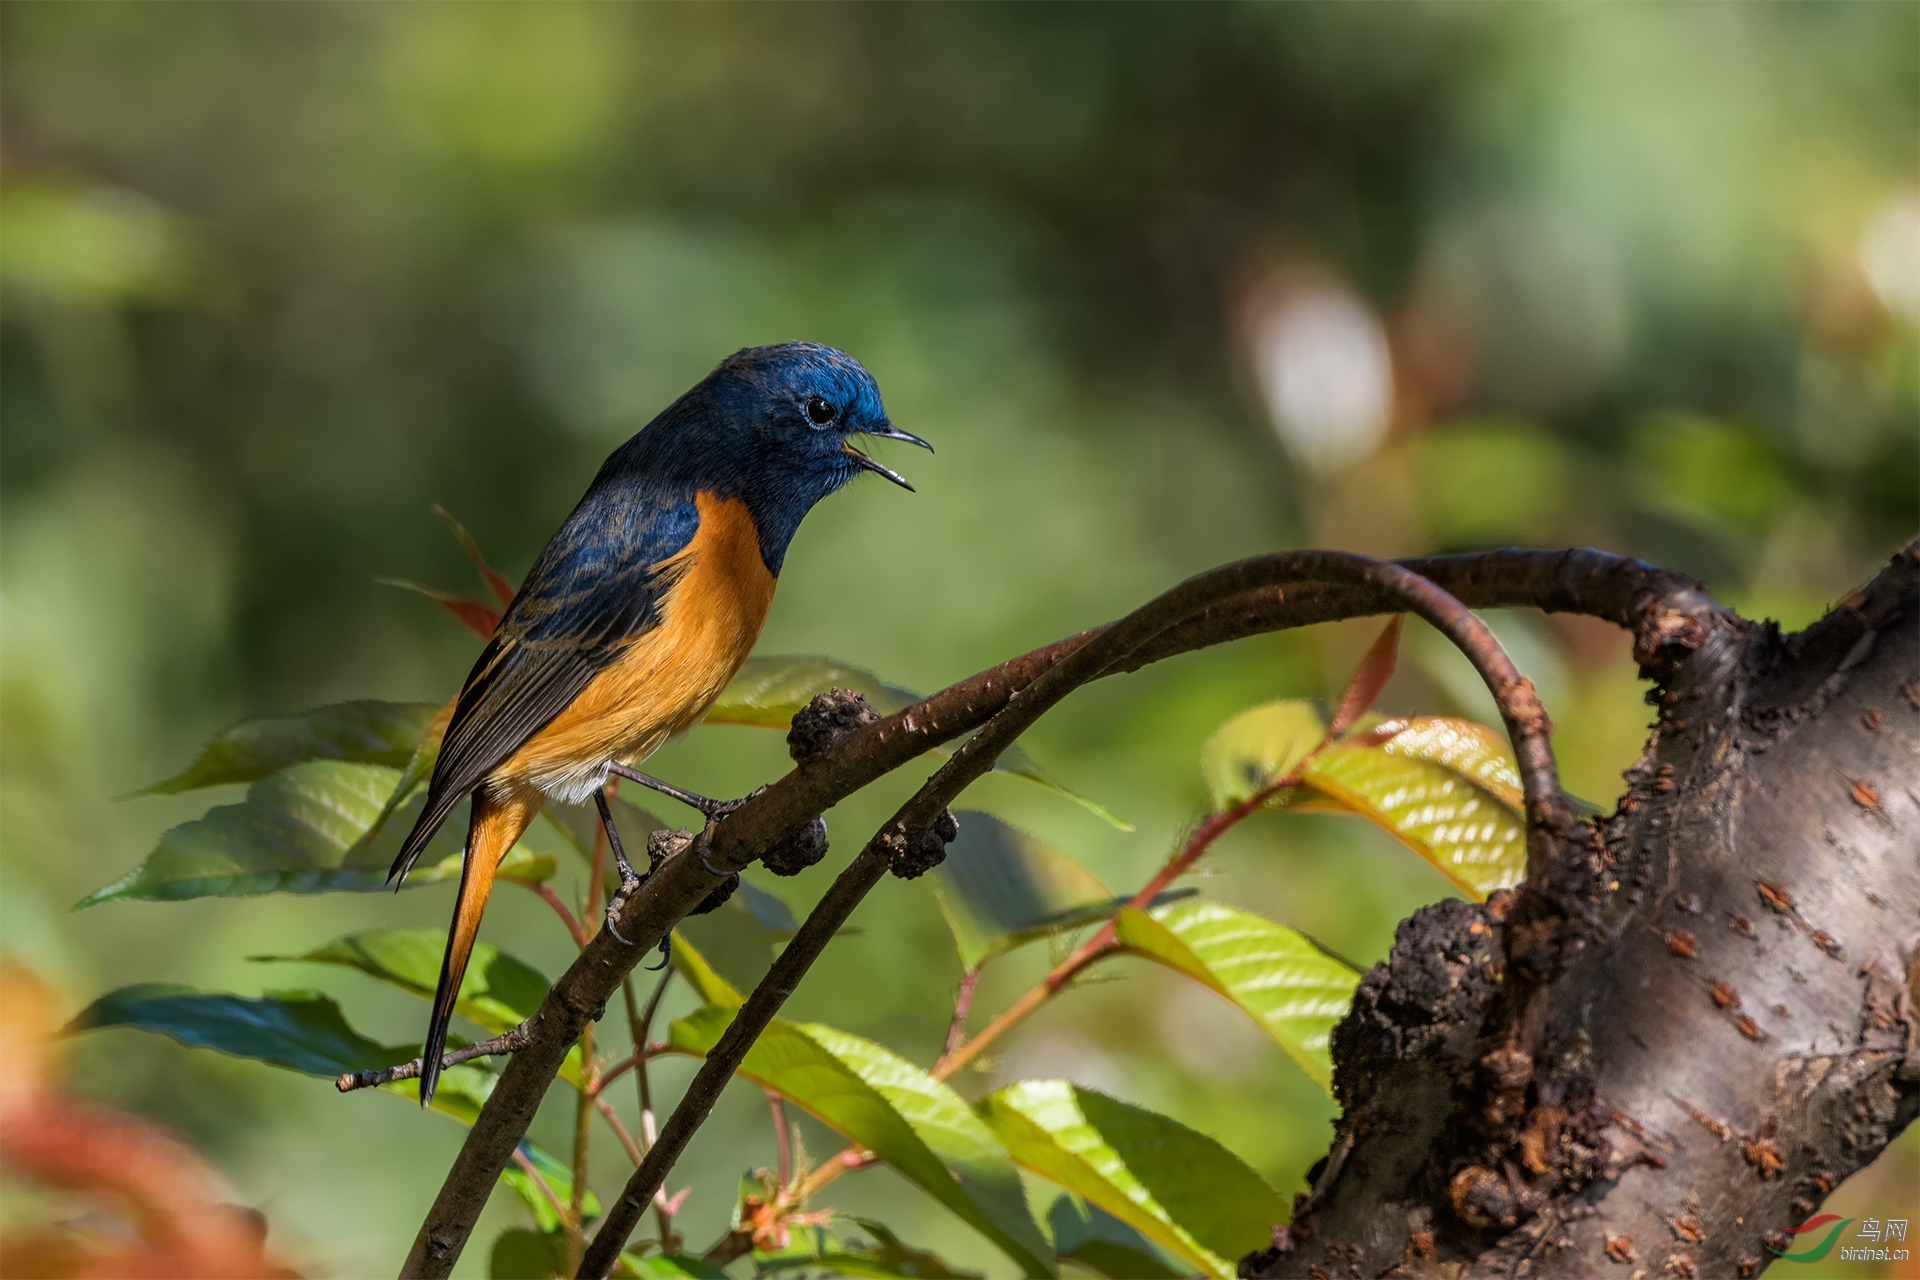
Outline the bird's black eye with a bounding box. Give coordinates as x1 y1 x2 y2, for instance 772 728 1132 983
804 396 838 427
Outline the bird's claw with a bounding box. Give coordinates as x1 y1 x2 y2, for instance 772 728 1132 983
602 861 644 946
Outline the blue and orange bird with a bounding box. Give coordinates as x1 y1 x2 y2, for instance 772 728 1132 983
388 343 927 1103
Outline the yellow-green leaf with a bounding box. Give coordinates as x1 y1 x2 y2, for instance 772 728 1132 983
77 760 552 909
933 812 1117 969
1112 902 1357 1092
1302 742 1524 897
666 930 744 1009
669 1007 1052 1277
1200 701 1326 810
1366 716 1523 811
977 1081 1286 1280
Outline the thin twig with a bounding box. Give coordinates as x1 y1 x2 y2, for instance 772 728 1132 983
511 1147 569 1226
567 798 612 1274
595 1098 644 1167
620 964 676 1247
335 1022 533 1093
768 1091 791 1187
588 1044 667 1099
941 968 979 1063
537 884 588 949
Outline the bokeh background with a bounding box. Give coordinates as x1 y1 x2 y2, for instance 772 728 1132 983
2 4 1915 1276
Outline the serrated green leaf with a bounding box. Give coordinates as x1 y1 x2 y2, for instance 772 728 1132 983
1200 701 1327 811
1302 742 1524 898
978 1081 1286 1280
706 656 1129 830
1365 716 1524 811
76 760 550 910
250 928 549 1035
133 701 440 796
669 1007 1053 1277
1112 902 1357 1092
933 812 1146 969
1048 1196 1180 1279
501 1140 600 1235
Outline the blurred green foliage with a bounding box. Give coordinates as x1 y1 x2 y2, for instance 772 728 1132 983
2 4 1914 1275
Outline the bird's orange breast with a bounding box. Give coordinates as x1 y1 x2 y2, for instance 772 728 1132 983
498 492 776 794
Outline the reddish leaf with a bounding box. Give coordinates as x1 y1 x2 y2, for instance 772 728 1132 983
434 505 517 607
377 577 501 640
1328 617 1401 738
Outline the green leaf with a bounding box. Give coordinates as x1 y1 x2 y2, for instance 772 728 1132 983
1048 1196 1180 1279
704 655 918 727
76 760 551 909
368 695 453 840
667 930 745 1009
134 701 441 796
1111 902 1358 1092
1302 741 1524 898
978 1081 1287 1280
754 1220 982 1279
623 1255 732 1279
706 656 1130 830
502 1139 600 1235
933 812 1187 969
69 983 402 1076
62 981 498 1119
980 744 1133 832
489 1227 562 1280
1200 701 1327 810
251 928 549 1035
674 890 789 996
669 1007 1053 1277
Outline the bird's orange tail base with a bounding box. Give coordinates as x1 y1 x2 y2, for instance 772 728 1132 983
420 786 538 1106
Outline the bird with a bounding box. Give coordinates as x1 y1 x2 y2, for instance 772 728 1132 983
387 342 928 1104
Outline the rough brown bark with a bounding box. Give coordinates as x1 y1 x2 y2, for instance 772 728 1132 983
1243 540 1919 1280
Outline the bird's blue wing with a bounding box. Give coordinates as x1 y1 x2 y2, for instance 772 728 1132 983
390 489 701 882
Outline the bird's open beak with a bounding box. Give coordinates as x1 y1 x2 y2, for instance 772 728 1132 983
844 422 933 492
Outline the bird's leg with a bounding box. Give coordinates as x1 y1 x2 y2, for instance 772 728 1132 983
606 763 729 816
594 788 643 947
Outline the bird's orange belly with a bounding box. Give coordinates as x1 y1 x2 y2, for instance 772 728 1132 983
494 493 777 804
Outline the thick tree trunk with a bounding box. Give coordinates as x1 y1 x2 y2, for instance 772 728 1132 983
1244 542 1919 1279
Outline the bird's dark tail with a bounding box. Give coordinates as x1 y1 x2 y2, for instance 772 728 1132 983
419 787 538 1106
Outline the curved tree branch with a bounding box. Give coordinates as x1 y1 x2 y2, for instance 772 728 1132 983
397 547 1704 1278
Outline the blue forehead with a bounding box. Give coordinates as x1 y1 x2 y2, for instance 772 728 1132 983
721 342 886 423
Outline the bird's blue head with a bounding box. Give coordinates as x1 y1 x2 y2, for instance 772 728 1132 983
614 342 929 575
